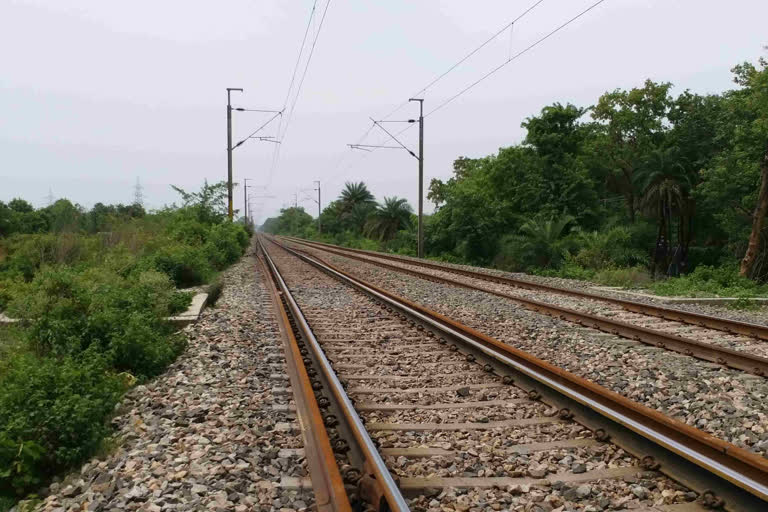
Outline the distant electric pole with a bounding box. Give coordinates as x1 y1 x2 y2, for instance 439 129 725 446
45 187 55 206
314 180 321 233
226 87 243 221
409 98 425 258
243 178 253 226
133 177 144 207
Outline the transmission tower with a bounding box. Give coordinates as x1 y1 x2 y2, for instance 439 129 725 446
133 177 144 207
45 187 55 206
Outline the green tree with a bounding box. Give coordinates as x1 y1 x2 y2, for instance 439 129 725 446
730 59 768 278
635 147 693 276
42 199 83 233
171 180 231 225
364 197 413 241
591 80 673 222
338 182 376 233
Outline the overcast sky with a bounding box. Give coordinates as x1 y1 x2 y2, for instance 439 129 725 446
1 0 767 223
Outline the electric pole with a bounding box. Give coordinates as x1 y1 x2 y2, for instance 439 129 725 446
226 87 243 221
314 180 321 233
243 178 253 227
409 98 424 258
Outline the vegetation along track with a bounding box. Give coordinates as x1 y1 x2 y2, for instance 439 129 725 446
281 237 768 377
259 235 768 512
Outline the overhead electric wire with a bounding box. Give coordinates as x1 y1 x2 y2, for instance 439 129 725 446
325 0 547 183
426 0 608 117
325 0 608 190
268 0 333 187
379 0 547 121
265 0 319 188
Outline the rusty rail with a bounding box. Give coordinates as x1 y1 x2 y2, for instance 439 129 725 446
283 236 768 341
259 237 410 512
268 236 768 511
257 246 353 512
281 236 768 377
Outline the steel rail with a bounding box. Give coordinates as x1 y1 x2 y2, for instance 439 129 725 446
268 237 768 511
257 249 353 512
283 236 768 341
281 236 768 377
259 237 411 512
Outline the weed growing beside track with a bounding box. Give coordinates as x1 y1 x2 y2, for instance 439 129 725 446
0 182 250 506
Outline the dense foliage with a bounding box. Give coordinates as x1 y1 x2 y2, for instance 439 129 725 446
262 182 416 254
427 60 768 285
0 181 250 502
263 59 768 297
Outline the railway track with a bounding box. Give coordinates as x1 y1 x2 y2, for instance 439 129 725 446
258 235 768 512
280 237 768 377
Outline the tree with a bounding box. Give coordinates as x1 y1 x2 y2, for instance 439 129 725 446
591 80 673 223
338 182 376 233
42 199 83 233
730 59 768 278
261 207 313 236
364 197 413 241
635 147 693 276
495 215 576 270
171 180 231 225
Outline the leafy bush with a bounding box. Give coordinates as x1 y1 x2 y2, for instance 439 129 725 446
593 266 652 288
0 234 101 281
0 352 124 496
147 243 212 287
8 267 186 378
206 276 224 307
534 261 596 281
728 295 762 311
571 226 648 270
205 223 247 270
493 215 577 271
169 291 193 314
109 314 185 377
650 265 768 297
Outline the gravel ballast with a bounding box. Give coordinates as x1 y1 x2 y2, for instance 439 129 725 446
291 243 768 459
267 242 700 511
32 252 313 512
304 242 768 327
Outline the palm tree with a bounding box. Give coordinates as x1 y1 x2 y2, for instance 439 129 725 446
634 147 693 276
515 214 575 268
338 182 376 233
339 182 375 212
365 197 413 240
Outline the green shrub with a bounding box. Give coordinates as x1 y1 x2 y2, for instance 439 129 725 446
0 234 101 281
206 276 224 307
204 224 247 270
0 352 124 497
728 295 762 311
148 243 212 287
8 267 185 378
650 265 768 297
167 218 209 246
571 227 648 270
169 291 193 314
108 313 185 377
593 266 652 288
534 262 596 281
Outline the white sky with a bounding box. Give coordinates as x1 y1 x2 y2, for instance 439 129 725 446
1 0 766 224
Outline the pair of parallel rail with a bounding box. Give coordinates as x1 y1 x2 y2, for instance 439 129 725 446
258 235 768 512
282 236 768 378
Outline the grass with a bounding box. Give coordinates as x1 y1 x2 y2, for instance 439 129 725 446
649 265 768 298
